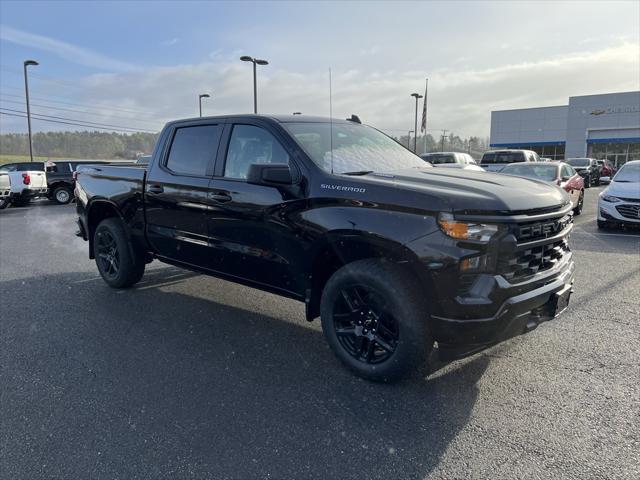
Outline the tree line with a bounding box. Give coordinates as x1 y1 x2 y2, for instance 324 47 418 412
0 130 491 161
0 131 159 159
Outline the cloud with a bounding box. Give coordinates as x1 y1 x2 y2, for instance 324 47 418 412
0 25 136 72
161 37 180 47
1 40 638 138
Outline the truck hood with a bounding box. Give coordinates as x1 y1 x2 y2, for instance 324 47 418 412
356 167 569 214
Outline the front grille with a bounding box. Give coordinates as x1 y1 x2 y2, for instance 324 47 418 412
498 236 570 282
512 214 573 243
616 204 640 220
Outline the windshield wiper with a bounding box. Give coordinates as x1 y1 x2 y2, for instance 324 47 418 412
340 170 374 176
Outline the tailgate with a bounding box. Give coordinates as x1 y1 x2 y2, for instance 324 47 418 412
27 171 48 189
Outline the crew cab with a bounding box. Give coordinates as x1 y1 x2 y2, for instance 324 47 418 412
480 149 540 172
75 115 575 382
0 162 48 206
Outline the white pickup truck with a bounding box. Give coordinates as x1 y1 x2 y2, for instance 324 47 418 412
0 162 48 206
0 172 11 209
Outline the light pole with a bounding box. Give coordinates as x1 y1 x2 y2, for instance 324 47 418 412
198 93 210 117
24 60 39 162
240 55 269 114
410 93 423 153
408 130 414 149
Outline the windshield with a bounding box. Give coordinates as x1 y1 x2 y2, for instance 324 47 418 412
567 158 590 167
613 162 640 182
421 154 456 165
283 122 428 174
501 163 558 181
481 151 526 164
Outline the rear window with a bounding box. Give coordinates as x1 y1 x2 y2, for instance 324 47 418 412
421 154 456 165
567 158 591 167
47 162 71 173
165 125 222 176
501 163 558 181
481 151 526 164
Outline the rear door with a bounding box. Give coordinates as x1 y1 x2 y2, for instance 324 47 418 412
144 121 223 266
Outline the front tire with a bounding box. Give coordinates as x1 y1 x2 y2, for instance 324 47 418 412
573 190 584 216
93 218 145 288
320 259 432 382
52 185 73 205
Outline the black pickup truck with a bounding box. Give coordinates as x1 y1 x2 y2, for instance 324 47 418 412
75 115 575 381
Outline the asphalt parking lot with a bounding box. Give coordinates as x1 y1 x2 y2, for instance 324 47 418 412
1 187 639 480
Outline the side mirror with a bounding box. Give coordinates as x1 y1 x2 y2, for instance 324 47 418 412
600 176 611 185
247 163 293 186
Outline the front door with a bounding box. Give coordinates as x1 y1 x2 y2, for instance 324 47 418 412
206 123 305 296
145 122 223 266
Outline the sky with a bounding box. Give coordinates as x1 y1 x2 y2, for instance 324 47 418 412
0 0 639 138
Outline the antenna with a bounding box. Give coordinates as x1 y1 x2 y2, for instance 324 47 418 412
329 68 334 175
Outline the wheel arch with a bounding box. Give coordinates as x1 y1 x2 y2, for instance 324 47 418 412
304 231 433 321
86 199 125 259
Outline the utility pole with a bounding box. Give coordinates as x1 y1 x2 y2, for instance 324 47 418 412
23 60 39 162
408 130 414 149
440 129 448 152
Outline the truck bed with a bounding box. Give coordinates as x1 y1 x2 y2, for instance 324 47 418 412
75 164 147 208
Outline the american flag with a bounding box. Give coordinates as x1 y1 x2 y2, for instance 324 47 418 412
420 78 428 133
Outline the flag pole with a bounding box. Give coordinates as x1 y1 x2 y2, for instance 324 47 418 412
423 78 428 154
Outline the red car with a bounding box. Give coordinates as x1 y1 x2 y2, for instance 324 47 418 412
499 162 585 215
597 159 616 178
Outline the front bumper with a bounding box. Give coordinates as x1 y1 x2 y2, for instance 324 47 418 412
598 199 640 224
431 258 574 353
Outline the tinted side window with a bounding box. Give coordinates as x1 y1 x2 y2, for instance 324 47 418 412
18 162 44 171
166 125 222 176
224 125 289 180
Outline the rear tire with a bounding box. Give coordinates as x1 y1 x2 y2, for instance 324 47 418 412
11 197 30 207
320 259 432 382
584 175 591 188
0 198 9 210
52 185 73 205
93 218 145 288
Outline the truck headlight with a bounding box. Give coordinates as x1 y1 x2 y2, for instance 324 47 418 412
438 213 499 242
601 194 619 203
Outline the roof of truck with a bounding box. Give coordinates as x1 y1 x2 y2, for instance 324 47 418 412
167 114 354 125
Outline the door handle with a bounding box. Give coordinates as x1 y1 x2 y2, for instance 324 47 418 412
209 193 232 203
148 184 164 194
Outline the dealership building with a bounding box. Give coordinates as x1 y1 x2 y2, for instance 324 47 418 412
489 91 640 166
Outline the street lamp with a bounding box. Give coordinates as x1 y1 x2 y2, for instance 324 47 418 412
410 93 423 153
199 93 210 117
240 55 269 114
408 130 414 149
24 60 39 162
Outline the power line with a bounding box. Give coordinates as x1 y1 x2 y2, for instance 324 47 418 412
0 89 160 116
0 109 157 133
0 97 162 128
0 111 154 134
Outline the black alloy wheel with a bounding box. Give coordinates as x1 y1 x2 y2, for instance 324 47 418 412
332 285 399 364
95 229 120 280
320 259 431 382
